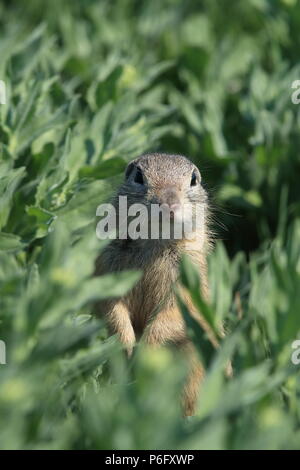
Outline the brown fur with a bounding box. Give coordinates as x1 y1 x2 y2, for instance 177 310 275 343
95 153 219 416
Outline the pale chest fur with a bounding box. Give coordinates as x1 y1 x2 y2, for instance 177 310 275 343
99 237 208 334
126 248 179 332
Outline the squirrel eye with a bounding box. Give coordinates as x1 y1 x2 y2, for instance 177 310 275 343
134 167 144 185
125 162 134 179
190 171 197 187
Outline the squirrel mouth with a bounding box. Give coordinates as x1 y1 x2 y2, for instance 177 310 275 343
160 203 182 219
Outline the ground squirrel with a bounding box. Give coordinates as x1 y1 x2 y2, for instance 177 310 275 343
95 152 220 416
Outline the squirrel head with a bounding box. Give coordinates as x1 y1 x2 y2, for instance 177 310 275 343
123 152 206 205
116 153 208 242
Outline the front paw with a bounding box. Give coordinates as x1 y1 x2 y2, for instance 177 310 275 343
119 330 136 358
126 344 134 358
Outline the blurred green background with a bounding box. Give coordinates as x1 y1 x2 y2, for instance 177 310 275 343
1 0 300 450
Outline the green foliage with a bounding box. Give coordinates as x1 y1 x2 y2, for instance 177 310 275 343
0 0 300 450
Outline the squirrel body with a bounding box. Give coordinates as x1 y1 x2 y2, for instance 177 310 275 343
95 153 217 415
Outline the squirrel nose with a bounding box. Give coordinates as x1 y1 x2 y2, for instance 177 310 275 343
158 188 182 219
159 188 181 208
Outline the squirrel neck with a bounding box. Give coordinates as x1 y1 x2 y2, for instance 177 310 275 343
104 231 207 271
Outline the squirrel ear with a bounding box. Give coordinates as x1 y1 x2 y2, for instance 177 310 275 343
125 162 135 179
